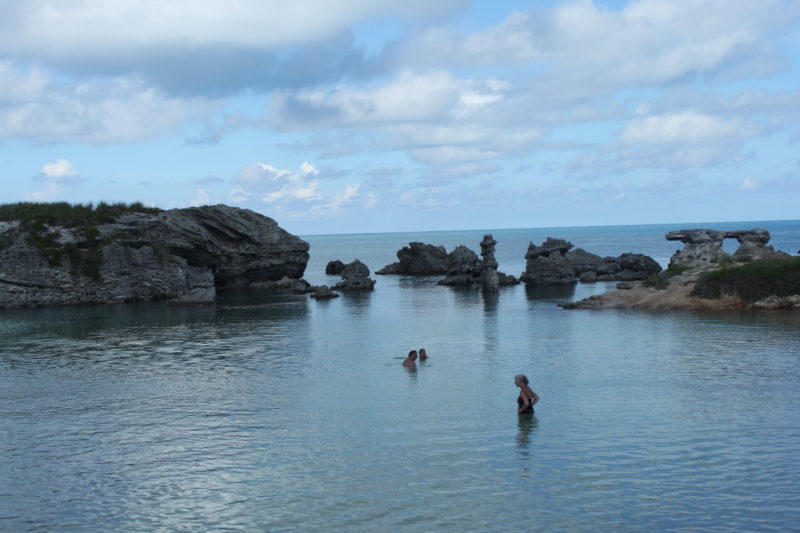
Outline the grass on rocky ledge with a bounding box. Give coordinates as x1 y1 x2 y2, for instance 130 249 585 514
0 201 160 228
692 256 800 302
0 202 161 281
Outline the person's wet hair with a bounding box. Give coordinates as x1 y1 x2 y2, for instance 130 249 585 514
515 374 529 385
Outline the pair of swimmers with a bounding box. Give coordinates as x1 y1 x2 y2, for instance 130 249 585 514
401 348 428 368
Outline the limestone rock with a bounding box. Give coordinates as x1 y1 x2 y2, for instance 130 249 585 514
325 260 345 275
667 228 787 268
479 234 499 291
520 238 576 285
376 242 451 275
0 205 309 309
310 285 339 299
170 287 216 305
438 235 518 289
666 229 729 267
333 260 376 291
566 248 618 276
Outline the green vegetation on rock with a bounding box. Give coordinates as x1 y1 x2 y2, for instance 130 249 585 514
643 263 694 290
0 201 160 227
692 257 800 302
0 201 160 281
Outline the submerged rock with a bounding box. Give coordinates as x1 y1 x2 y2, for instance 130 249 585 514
310 285 339 299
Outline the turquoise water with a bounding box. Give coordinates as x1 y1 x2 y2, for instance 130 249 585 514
1 221 799 531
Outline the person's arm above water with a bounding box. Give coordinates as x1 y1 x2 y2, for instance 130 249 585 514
530 389 540 407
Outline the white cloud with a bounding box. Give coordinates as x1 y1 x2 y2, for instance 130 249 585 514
41 158 76 179
0 1 466 59
400 0 796 87
738 176 761 190
0 61 215 144
621 111 750 144
228 161 372 219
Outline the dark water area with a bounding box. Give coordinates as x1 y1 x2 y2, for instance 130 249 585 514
1 221 799 531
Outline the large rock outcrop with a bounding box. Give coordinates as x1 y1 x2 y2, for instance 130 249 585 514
667 228 788 268
0 205 309 309
521 238 662 285
377 242 478 275
520 238 576 285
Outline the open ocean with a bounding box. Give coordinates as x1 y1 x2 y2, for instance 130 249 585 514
2 220 799 532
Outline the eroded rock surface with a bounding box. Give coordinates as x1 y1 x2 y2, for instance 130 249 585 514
333 259 376 291
520 238 576 285
438 235 519 289
667 228 788 267
0 205 309 309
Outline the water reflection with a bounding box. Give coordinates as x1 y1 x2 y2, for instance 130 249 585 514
483 291 499 363
482 290 499 313
339 291 372 314
524 284 576 301
516 415 538 457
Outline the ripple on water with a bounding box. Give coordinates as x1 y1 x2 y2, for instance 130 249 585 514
2 282 800 531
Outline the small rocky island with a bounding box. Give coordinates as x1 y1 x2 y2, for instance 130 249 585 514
520 237 662 285
377 235 519 290
563 229 798 311
0 203 310 309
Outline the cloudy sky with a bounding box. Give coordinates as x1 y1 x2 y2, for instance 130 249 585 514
2 0 799 234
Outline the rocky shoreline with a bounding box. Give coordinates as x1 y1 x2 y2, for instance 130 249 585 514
563 229 797 311
1 203 796 311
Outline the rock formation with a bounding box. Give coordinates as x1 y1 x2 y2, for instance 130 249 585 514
376 242 486 276
332 259 376 291
521 238 662 285
520 238 576 285
563 228 795 312
438 235 519 289
0 205 310 309
310 285 339 299
566 248 620 283
611 253 662 281
325 260 345 275
479 234 500 291
667 228 788 268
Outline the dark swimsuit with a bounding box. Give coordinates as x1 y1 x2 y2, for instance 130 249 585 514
517 395 534 415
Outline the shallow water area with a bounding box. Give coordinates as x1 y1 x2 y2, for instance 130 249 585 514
2 222 800 531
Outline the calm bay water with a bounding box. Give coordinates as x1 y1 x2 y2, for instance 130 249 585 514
2 221 799 532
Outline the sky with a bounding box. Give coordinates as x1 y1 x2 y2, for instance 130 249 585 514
1 0 799 235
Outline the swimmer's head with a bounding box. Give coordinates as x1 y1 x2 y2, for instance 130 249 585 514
408 350 418 359
515 374 529 386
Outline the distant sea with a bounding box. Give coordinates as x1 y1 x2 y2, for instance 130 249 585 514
1 220 799 532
